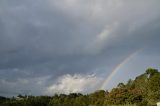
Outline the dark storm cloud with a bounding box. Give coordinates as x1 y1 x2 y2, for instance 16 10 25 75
0 0 160 96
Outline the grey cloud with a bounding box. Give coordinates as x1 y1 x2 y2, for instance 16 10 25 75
0 0 160 96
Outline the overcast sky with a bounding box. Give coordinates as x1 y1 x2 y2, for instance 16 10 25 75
0 0 160 96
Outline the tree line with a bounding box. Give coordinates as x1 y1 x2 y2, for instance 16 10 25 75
0 68 160 106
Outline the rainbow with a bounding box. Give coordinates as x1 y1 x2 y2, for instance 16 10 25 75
100 49 143 90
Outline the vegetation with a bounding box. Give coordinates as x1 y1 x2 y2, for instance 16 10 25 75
0 68 160 106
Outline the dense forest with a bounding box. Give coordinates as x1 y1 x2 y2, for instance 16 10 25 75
0 68 160 106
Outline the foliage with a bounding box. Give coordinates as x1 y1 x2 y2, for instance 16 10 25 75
104 68 160 106
0 68 160 106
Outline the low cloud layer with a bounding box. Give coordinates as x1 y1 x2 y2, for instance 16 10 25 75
0 0 160 96
47 74 101 95
0 75 51 96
